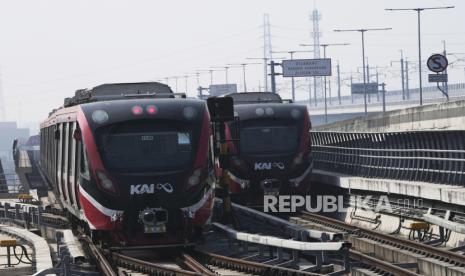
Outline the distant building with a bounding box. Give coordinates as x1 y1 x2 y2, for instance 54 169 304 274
0 122 30 193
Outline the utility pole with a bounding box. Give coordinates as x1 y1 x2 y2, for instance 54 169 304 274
442 40 449 96
334 28 392 117
386 6 455 105
366 60 371 103
263 13 273 92
269 60 282 94
310 8 322 106
0 71 5 121
405 59 410 100
308 78 312 105
337 62 341 105
381 83 386 113
212 66 230 84
227 63 261 92
350 72 354 104
198 69 220 86
375 66 379 102
400 50 405 100
328 75 332 105
195 72 201 97
184 75 189 93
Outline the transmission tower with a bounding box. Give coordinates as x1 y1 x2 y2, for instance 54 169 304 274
0 71 5 121
310 8 322 105
263 13 273 92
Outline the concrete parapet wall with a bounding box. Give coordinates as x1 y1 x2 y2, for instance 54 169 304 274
0 224 53 273
314 99 465 132
313 169 465 205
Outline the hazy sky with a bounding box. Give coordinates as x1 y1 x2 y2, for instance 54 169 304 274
0 0 463 129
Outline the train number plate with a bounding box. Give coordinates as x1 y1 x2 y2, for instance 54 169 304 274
264 189 279 196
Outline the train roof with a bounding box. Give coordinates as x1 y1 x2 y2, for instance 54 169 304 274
63 82 183 108
226 92 283 104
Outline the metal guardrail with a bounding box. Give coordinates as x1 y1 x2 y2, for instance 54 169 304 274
311 130 465 185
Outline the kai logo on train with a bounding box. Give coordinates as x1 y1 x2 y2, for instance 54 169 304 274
254 162 285 170
130 183 174 195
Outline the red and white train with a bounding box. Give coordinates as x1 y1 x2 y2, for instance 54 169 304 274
223 93 312 203
40 82 214 245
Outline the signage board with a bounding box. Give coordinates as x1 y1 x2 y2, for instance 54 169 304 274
282 58 332 77
427 54 448 73
209 84 237 96
428 74 448 83
351 83 378 95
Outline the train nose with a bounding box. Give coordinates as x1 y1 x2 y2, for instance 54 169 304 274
139 208 168 233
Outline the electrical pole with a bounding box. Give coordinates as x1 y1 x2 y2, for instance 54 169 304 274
405 59 410 100
350 72 354 104
0 71 6 121
366 60 371 103
308 78 312 105
334 28 392 117
381 83 386 113
337 62 341 105
263 13 273 92
328 74 332 105
184 75 189 93
211 66 230 84
443 40 449 96
376 66 379 102
400 51 405 100
310 8 322 106
269 60 282 94
386 6 455 106
227 62 262 92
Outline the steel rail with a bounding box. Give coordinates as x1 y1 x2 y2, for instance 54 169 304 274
300 211 465 265
111 252 201 276
181 253 216 276
349 249 418 276
80 236 117 276
194 250 322 276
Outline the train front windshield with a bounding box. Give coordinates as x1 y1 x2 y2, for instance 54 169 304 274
96 122 193 172
239 124 298 155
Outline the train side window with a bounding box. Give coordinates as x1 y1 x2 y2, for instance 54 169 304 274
75 126 82 209
62 122 68 201
80 143 90 180
68 122 75 205
56 124 62 196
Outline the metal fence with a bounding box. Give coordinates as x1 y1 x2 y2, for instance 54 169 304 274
311 130 465 185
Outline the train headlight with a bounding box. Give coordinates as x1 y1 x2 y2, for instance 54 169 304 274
188 168 201 187
231 156 247 172
265 107 274 115
183 106 197 120
92 110 109 124
96 171 118 195
291 108 301 119
293 153 304 165
185 168 202 191
255 108 265 116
